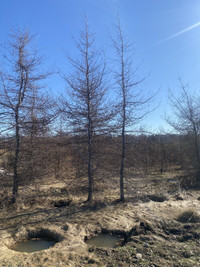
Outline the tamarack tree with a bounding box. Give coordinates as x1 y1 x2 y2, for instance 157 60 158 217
167 79 200 188
62 19 110 202
0 28 49 203
111 19 154 201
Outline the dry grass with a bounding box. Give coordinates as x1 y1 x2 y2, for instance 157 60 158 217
0 169 200 266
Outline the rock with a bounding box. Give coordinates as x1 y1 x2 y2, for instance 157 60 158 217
136 253 142 259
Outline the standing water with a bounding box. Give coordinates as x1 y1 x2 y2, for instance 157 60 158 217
85 234 122 248
12 239 55 253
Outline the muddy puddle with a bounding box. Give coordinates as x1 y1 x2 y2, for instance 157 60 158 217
85 233 122 248
12 239 55 253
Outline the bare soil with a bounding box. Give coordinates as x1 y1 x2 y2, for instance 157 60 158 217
0 170 200 266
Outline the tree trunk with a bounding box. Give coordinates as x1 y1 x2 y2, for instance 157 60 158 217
87 140 93 201
193 126 200 187
86 30 93 202
87 102 93 201
12 110 20 204
119 49 126 201
120 123 125 201
120 84 126 201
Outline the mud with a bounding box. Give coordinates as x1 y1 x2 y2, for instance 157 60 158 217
0 171 200 266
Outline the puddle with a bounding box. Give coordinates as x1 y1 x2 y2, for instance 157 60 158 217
12 239 55 253
85 234 122 248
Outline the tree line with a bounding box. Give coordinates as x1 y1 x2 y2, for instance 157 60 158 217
0 19 200 205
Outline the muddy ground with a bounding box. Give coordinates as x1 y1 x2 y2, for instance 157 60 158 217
0 170 200 266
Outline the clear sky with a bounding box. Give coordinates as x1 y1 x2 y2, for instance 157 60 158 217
1 0 200 133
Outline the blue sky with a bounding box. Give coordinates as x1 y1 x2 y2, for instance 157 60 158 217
1 0 200 132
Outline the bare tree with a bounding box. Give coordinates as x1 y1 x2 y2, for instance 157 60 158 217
167 78 200 187
62 18 110 202
111 19 153 201
0 28 50 203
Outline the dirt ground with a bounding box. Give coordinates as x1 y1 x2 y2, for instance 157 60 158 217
0 170 200 267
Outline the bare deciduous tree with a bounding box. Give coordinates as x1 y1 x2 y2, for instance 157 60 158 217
167 78 200 187
0 28 50 203
111 19 154 201
62 18 110 201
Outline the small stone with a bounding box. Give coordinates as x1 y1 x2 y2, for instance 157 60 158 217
136 253 142 259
